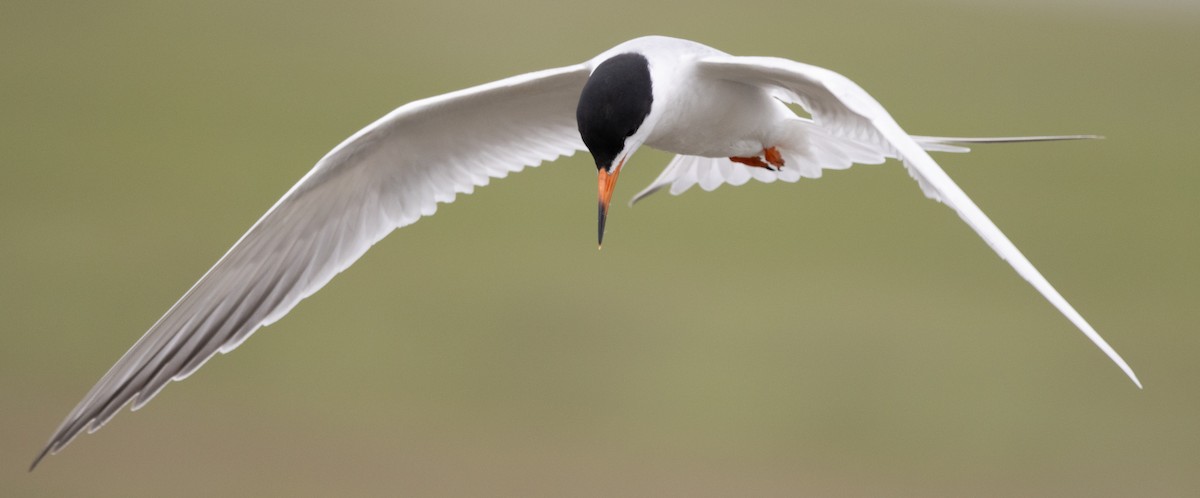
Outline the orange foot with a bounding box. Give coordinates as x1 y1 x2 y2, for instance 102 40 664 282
730 146 785 171
764 146 784 168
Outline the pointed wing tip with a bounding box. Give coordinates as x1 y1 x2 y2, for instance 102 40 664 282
29 444 54 472
1122 366 1143 390
1082 326 1141 389
1096 340 1141 389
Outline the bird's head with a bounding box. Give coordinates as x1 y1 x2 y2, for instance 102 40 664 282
576 52 653 248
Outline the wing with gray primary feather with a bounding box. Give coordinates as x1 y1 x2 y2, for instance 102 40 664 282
33 63 590 469
686 55 1140 388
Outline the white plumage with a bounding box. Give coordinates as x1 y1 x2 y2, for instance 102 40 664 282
33 36 1137 469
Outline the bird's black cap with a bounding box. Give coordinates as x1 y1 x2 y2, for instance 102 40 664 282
575 53 653 171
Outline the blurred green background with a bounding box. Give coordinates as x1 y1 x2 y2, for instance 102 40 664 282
3 1 1197 496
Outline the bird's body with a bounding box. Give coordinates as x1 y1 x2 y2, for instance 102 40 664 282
601 38 782 158
33 36 1139 469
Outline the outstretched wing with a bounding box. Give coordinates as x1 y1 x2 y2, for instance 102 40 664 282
685 55 1140 387
34 64 590 468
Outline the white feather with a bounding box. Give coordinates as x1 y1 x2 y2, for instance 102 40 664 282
36 36 1136 470
34 63 591 465
641 54 1139 388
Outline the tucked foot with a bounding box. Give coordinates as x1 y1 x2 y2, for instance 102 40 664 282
763 146 784 168
730 147 785 171
730 155 771 169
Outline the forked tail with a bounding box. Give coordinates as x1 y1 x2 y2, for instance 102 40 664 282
914 134 1102 153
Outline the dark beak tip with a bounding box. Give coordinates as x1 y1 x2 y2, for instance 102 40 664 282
597 201 608 248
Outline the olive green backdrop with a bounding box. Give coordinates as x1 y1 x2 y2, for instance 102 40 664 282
3 1 1197 496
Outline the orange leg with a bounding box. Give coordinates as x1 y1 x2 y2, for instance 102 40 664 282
730 146 785 171
729 155 770 168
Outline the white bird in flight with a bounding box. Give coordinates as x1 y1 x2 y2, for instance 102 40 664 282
32 35 1140 469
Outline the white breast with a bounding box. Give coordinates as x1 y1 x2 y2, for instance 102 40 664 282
646 75 790 158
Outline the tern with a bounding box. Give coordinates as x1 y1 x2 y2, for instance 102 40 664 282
32 35 1139 469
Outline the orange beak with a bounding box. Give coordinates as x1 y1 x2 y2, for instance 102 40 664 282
597 159 623 248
